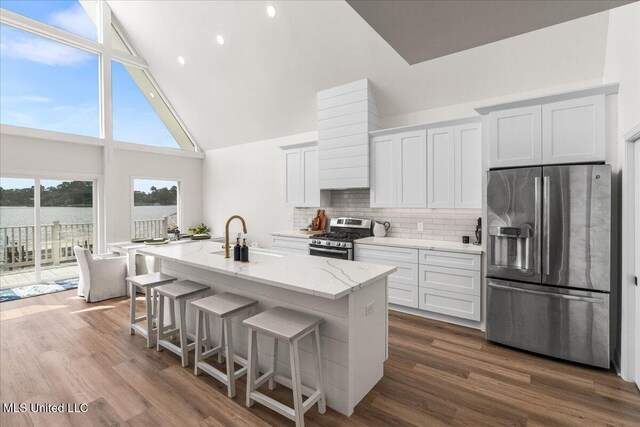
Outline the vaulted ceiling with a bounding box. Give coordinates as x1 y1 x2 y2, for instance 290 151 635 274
107 1 619 151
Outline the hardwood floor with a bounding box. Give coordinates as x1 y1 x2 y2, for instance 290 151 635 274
1 290 638 426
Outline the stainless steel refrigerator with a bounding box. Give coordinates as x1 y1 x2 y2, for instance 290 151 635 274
486 164 612 368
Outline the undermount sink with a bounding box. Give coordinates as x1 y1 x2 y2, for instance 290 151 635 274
210 249 284 258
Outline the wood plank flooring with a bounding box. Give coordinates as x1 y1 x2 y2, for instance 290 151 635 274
1 290 638 426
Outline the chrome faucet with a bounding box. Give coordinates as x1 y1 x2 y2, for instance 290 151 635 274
224 215 247 258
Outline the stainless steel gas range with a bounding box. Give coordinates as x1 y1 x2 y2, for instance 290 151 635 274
308 217 372 260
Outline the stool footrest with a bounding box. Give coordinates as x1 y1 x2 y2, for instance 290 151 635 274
159 339 195 357
130 323 150 338
196 360 247 382
201 345 223 360
273 374 316 398
249 391 296 420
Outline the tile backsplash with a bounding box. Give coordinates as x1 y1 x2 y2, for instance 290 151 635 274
294 189 481 242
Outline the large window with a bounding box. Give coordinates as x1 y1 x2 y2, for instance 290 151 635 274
132 179 179 239
113 61 192 150
1 0 98 40
0 1 198 150
0 24 99 137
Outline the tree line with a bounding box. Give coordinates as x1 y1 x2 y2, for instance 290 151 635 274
0 182 177 206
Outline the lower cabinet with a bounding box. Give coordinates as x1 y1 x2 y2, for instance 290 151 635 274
271 236 309 255
355 243 481 322
388 282 419 308
418 288 480 321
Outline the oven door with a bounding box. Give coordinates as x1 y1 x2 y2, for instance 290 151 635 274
309 245 351 260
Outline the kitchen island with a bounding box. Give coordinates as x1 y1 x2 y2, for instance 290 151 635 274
138 241 396 416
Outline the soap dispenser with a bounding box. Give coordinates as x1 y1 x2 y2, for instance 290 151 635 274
241 238 249 262
233 236 241 261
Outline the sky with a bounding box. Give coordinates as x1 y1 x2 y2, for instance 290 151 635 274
0 0 180 148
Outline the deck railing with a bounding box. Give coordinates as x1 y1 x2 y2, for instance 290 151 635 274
1 222 93 269
133 216 169 239
2 217 170 270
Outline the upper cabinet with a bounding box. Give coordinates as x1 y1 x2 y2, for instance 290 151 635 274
454 123 482 208
317 79 379 189
282 142 330 208
489 105 542 168
542 95 605 164
427 127 455 208
370 130 427 208
428 123 482 209
487 94 605 168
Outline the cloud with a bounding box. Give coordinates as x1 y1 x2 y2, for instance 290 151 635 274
1 95 52 104
0 26 94 67
49 3 97 41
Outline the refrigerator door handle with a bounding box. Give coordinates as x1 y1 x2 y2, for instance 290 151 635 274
534 176 541 275
487 283 606 304
543 175 550 276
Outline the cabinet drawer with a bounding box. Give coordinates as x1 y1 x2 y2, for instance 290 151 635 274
388 282 419 308
418 288 480 321
419 265 481 296
356 256 418 287
419 249 480 271
272 237 309 252
355 244 418 264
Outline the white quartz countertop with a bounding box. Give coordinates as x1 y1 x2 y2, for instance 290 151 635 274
355 237 483 254
138 241 396 300
271 230 319 239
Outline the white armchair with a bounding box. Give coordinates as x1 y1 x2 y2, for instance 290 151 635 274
74 247 128 302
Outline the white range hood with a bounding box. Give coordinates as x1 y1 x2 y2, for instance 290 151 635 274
317 79 379 189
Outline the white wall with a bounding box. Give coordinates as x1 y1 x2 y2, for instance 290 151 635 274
0 132 203 248
0 133 103 176
202 131 316 248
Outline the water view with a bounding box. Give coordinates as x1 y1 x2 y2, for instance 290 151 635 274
0 205 178 228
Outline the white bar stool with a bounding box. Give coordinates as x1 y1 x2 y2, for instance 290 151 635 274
155 280 209 367
191 292 258 398
243 306 326 427
126 272 176 348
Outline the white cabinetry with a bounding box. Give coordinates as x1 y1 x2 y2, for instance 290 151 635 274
488 95 605 168
370 130 427 208
489 105 542 168
370 135 396 208
397 131 428 207
281 142 330 207
355 243 481 321
427 123 482 209
427 127 454 208
271 236 309 255
542 95 605 164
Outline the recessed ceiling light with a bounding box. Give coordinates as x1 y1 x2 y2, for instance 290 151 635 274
266 5 276 18
177 56 185 65
216 34 225 45
149 92 155 98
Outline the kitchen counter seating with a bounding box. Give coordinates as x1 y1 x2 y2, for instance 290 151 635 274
155 280 209 367
244 306 326 427
192 292 258 398
126 272 177 348
138 242 395 416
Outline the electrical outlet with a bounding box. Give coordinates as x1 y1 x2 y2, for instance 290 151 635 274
365 302 374 316
417 222 424 231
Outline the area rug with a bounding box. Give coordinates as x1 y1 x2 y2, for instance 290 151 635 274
0 278 79 302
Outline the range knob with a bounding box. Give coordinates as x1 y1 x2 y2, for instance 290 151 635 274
325 241 331 246
311 240 317 244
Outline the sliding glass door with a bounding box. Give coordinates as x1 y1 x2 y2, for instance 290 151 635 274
0 178 36 289
0 176 95 289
